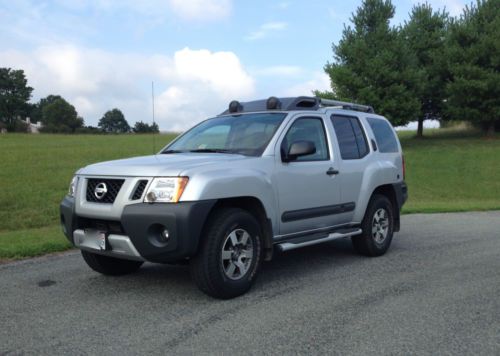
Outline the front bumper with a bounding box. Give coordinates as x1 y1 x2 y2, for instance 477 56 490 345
60 196 216 263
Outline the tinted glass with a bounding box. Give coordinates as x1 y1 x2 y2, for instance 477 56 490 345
331 115 368 159
350 117 369 157
282 118 329 161
367 118 399 153
165 113 286 156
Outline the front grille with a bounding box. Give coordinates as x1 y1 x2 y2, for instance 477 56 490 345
77 217 125 234
131 180 148 200
86 178 124 204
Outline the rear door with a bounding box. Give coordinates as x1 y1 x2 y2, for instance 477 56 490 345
330 114 371 223
274 115 343 236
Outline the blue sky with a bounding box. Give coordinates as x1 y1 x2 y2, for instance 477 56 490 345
0 0 465 130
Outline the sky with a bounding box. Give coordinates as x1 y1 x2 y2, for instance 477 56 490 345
0 0 466 131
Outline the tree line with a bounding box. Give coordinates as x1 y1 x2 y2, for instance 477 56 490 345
318 0 499 136
0 69 158 134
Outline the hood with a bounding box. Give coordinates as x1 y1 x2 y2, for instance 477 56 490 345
78 153 249 177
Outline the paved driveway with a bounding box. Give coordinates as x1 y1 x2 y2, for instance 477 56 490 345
1 211 499 355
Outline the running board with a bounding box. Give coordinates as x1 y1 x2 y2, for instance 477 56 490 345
276 229 362 252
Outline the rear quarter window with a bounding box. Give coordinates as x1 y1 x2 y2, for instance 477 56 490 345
367 118 399 153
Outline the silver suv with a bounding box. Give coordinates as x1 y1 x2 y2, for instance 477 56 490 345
60 96 408 299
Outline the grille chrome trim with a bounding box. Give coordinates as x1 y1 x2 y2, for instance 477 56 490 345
86 178 125 204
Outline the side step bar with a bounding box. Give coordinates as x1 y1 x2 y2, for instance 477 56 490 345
276 229 362 252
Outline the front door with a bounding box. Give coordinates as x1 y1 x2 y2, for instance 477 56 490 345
274 115 342 236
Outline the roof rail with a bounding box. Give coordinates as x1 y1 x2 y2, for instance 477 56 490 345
319 98 374 113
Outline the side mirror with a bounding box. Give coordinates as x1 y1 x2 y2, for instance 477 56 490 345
283 140 316 162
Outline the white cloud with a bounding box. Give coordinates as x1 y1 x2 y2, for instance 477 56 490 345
245 21 288 40
168 0 232 21
283 72 331 97
409 0 465 16
0 46 254 131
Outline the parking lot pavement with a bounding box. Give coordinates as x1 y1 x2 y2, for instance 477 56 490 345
1 211 499 355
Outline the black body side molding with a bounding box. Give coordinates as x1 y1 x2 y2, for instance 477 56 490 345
281 202 355 223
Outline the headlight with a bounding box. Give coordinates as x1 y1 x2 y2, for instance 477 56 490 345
144 177 189 203
68 176 78 197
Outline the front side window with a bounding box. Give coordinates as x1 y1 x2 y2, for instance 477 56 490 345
281 117 329 161
331 115 369 160
164 113 286 156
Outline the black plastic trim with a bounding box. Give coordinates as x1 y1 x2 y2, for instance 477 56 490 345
393 181 408 210
59 197 217 263
121 200 217 262
60 196 76 243
281 202 355 223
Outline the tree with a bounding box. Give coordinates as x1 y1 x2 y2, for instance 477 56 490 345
40 97 84 133
0 68 33 131
98 109 130 133
402 4 449 137
30 95 63 124
320 0 420 126
133 121 159 133
445 0 500 136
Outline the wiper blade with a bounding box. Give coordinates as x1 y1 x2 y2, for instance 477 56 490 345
161 149 185 154
188 148 235 154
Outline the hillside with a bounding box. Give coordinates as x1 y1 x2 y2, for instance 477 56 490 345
1 129 499 259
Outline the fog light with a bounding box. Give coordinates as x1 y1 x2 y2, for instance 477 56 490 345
161 228 170 242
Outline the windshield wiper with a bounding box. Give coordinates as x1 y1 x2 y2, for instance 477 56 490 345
188 148 236 154
161 149 185 154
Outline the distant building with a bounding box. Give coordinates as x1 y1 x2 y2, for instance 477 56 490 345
24 117 43 133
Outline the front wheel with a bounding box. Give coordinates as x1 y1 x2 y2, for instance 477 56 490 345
190 208 262 299
352 194 394 257
81 250 144 276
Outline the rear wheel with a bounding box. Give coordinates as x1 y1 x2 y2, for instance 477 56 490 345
81 250 143 276
190 208 262 299
352 194 394 257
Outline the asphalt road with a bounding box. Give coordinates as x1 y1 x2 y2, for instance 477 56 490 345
1 211 499 355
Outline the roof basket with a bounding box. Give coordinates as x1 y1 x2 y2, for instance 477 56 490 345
219 96 375 115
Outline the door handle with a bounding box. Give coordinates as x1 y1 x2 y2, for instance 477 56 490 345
326 168 339 176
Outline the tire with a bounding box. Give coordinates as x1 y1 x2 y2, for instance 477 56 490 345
352 194 394 257
81 250 144 276
190 208 262 299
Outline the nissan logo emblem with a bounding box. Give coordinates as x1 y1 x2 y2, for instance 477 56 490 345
94 182 108 200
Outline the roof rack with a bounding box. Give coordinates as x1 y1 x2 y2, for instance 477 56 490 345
319 98 374 113
220 96 375 115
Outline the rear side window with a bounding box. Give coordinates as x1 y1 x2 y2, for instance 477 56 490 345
367 118 399 153
331 115 369 160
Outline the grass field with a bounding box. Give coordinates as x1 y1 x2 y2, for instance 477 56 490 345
1 128 499 259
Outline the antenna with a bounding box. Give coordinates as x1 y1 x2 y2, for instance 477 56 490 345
151 81 156 154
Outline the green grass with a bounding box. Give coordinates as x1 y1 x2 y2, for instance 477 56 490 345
0 128 499 259
399 128 500 213
0 226 71 260
0 133 177 232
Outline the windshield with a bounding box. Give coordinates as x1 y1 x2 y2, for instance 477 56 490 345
163 113 286 156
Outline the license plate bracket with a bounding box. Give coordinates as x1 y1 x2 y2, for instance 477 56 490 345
98 231 107 250
83 229 108 251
